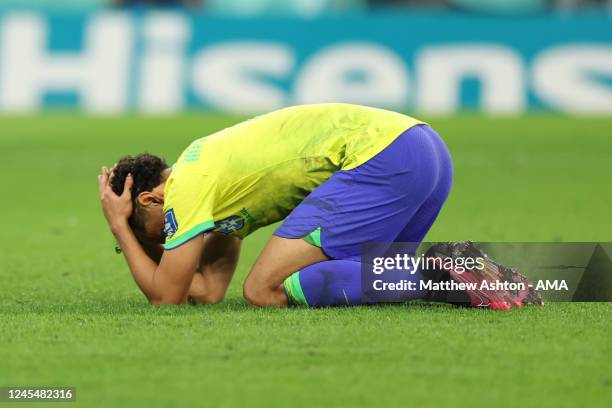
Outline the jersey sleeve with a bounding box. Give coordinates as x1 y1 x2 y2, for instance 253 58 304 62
163 172 218 250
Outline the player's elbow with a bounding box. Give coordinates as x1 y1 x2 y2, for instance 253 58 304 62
148 293 186 305
188 292 225 305
206 292 225 304
149 298 184 305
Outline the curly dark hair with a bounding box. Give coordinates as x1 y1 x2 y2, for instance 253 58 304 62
111 153 169 231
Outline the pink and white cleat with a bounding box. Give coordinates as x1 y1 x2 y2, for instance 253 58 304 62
422 242 544 310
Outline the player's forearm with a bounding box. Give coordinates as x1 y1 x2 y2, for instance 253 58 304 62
189 257 239 304
187 234 241 304
140 240 163 264
111 222 163 303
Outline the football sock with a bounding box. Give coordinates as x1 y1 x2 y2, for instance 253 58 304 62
283 260 428 307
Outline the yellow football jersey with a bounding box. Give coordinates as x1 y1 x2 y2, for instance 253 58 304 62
163 103 424 249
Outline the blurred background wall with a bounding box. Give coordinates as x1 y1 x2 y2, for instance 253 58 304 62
0 0 610 115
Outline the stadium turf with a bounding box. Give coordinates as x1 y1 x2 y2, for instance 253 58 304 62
1 114 611 407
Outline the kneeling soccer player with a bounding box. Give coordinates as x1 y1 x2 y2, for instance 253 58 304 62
98 103 532 309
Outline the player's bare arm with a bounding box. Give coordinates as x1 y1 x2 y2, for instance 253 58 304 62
190 233 241 304
126 231 240 304
98 166 240 304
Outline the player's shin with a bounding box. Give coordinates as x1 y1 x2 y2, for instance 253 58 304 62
283 260 362 307
283 260 428 307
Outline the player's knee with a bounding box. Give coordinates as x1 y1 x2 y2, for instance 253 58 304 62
242 279 273 307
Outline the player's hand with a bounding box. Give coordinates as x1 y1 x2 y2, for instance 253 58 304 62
98 166 133 232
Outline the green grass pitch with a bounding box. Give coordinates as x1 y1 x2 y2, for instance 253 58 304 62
1 114 611 407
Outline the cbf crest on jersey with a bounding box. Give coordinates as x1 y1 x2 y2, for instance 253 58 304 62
164 209 179 238
215 215 244 234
